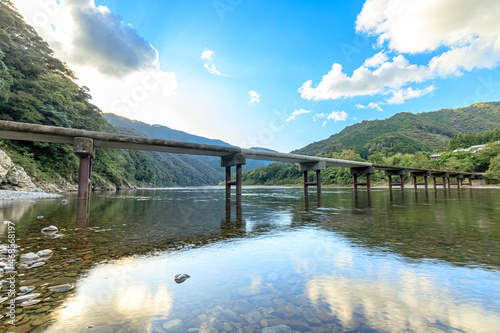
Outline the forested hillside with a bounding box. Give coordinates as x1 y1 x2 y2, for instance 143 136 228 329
0 1 223 190
294 102 500 157
104 113 274 172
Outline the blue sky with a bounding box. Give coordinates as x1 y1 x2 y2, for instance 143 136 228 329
11 0 500 152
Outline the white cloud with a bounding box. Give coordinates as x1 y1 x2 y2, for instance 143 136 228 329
286 109 311 122
10 0 179 121
299 0 500 103
327 111 348 122
248 90 260 103
201 49 214 61
316 113 325 118
201 48 226 77
12 0 166 78
363 51 388 68
355 102 383 111
386 86 435 105
322 121 327 128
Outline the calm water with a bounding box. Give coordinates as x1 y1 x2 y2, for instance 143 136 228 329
1 187 500 333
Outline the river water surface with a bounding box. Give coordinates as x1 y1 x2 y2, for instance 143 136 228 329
1 187 500 333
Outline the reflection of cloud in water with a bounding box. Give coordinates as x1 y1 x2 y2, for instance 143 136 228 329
306 269 500 332
46 259 174 332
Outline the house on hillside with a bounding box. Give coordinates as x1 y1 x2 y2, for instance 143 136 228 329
430 144 486 160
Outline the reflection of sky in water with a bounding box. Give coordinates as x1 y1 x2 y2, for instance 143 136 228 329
45 229 500 333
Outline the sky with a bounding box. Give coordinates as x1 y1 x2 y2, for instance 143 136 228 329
10 0 500 152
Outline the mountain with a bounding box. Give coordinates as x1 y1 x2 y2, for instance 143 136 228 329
293 102 500 157
0 1 223 190
103 113 274 172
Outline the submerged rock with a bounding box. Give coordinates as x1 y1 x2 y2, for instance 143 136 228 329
30 262 45 268
41 225 58 234
61 199 68 205
48 284 74 292
261 325 292 333
20 252 40 263
19 286 35 294
13 293 40 305
174 274 190 284
36 249 53 258
20 299 41 307
163 319 183 331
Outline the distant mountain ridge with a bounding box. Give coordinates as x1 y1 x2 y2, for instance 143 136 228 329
103 113 234 147
103 113 274 172
293 102 500 156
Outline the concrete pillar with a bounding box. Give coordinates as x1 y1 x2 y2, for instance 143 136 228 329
225 166 231 196
236 164 242 196
316 170 322 195
350 166 375 192
424 176 428 191
433 177 437 190
447 178 451 190
413 176 417 191
401 175 405 191
73 137 94 201
384 169 405 191
300 161 325 196
221 153 246 196
303 171 308 197
457 177 461 189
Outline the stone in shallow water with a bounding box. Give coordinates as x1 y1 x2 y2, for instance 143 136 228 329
36 249 53 258
261 325 292 333
20 299 41 307
13 293 40 305
48 284 74 292
174 274 190 284
163 319 183 331
41 225 58 233
20 252 40 263
303 310 321 325
30 262 45 268
19 286 35 294
37 216 44 219
61 199 68 205
243 309 263 325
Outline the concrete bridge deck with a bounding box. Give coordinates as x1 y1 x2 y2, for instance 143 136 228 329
0 120 484 200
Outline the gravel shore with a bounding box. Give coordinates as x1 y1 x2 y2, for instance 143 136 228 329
0 190 63 200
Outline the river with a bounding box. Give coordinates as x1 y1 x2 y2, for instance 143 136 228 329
1 187 500 332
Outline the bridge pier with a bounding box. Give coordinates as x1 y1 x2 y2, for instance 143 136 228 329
350 166 375 192
73 137 94 201
300 161 325 196
384 169 406 191
221 153 246 196
410 171 431 191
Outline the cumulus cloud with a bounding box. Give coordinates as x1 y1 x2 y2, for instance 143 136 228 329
363 51 388 68
286 109 311 122
327 111 348 122
386 86 435 105
299 0 500 103
355 102 383 111
248 90 260 103
11 0 178 118
201 48 227 76
11 0 174 79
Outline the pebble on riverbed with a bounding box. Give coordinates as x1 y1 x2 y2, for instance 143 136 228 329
174 274 190 284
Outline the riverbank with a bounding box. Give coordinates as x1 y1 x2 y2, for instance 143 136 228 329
0 190 63 201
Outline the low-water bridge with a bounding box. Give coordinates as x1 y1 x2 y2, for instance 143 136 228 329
0 121 483 201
